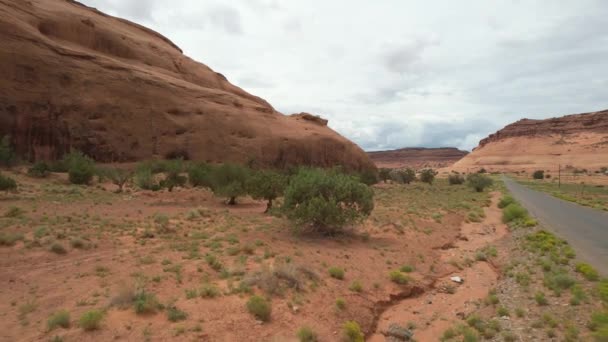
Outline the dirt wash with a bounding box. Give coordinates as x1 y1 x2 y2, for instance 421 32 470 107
369 192 509 341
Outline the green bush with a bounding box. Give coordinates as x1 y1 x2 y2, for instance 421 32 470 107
160 158 187 191
188 163 213 188
534 292 548 306
209 163 250 205
47 310 70 330
328 267 345 280
502 203 528 223
166 305 188 322
448 173 465 185
28 162 51 178
283 168 374 234
358 169 378 186
390 168 415 184
0 172 17 192
297 326 318 342
246 295 271 322
419 168 436 184
50 243 67 255
64 151 95 185
533 170 544 180
466 174 493 192
133 291 161 314
78 310 103 331
498 195 515 208
97 167 132 192
343 321 364 342
0 135 15 167
575 263 599 281
247 169 287 212
389 270 409 284
134 164 160 191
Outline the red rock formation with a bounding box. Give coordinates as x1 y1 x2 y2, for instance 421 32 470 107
0 0 374 171
368 147 469 169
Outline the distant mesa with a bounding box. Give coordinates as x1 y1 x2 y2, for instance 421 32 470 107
367 147 469 169
451 109 608 173
0 0 374 172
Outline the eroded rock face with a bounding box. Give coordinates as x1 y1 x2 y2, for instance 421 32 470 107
0 0 374 171
477 110 608 149
367 147 469 169
451 109 608 172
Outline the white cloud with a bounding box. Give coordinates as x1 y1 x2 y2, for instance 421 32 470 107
80 0 608 151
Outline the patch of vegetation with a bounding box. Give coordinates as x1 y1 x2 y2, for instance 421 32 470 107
159 158 187 192
502 203 528 223
79 310 103 331
283 168 373 234
575 262 599 281
28 161 51 178
0 172 17 192
97 167 132 192
534 291 548 306
328 267 345 280
349 280 363 292
47 310 70 330
419 168 437 184
497 195 515 209
247 169 287 213
133 291 162 315
188 162 213 188
64 151 95 185
50 243 67 255
209 163 250 205
335 298 346 310
166 305 188 322
390 168 416 184
0 135 15 167
342 321 364 342
296 326 318 342
448 173 465 185
389 270 409 284
246 295 271 322
466 174 493 192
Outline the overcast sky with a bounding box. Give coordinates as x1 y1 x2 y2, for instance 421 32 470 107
81 0 607 151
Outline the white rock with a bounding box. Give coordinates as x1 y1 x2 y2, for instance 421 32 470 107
450 276 463 283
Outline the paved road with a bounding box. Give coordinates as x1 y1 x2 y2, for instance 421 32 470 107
503 176 608 276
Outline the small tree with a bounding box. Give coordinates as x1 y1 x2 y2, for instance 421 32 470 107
65 151 95 185
467 174 493 192
448 173 465 185
209 163 250 205
160 159 187 192
282 168 374 234
0 135 15 167
532 170 544 180
247 169 287 213
0 172 17 192
134 163 160 191
401 168 416 184
378 168 391 183
419 168 436 184
188 163 213 189
98 167 133 192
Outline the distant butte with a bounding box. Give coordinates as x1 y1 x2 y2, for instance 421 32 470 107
367 147 469 169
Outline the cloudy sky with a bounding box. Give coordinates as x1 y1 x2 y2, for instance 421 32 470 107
81 0 607 151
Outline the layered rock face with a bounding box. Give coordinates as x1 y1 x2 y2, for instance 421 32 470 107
451 109 608 172
367 147 469 169
0 0 374 171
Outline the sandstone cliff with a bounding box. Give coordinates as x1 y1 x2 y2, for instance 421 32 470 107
451 109 608 172
0 0 374 171
368 147 468 169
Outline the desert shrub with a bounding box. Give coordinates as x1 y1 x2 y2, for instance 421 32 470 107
589 311 608 331
0 172 17 192
0 135 15 167
160 158 187 191
328 267 345 280
0 232 24 246
419 168 436 184
209 163 250 205
297 326 318 342
134 164 160 191
199 284 221 298
343 321 364 342
498 195 515 209
389 270 409 284
358 169 378 186
335 298 346 310
502 203 528 223
79 310 103 331
246 295 271 322
534 291 548 305
448 173 465 185
64 151 95 185
28 162 51 178
50 243 67 255
533 170 544 180
47 310 70 330
188 163 213 188
247 169 287 212
283 168 374 234
378 168 392 183
400 265 414 273
466 174 493 192
575 263 599 281
133 291 161 314
400 168 416 184
97 167 132 192
166 305 188 322
349 281 363 292
478 168 487 174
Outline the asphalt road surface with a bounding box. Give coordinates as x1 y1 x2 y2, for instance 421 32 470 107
503 176 608 276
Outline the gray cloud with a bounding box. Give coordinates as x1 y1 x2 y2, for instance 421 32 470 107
79 0 608 151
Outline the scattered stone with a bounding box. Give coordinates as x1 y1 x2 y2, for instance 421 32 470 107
385 323 414 341
450 276 463 283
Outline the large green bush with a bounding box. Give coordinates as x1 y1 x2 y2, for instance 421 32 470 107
209 163 250 205
134 164 160 191
0 135 15 167
467 174 493 192
378 168 392 183
358 169 378 186
419 168 436 184
0 172 17 192
247 169 287 212
27 161 51 178
282 168 374 234
502 203 528 223
159 158 187 191
188 163 213 188
64 151 95 185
